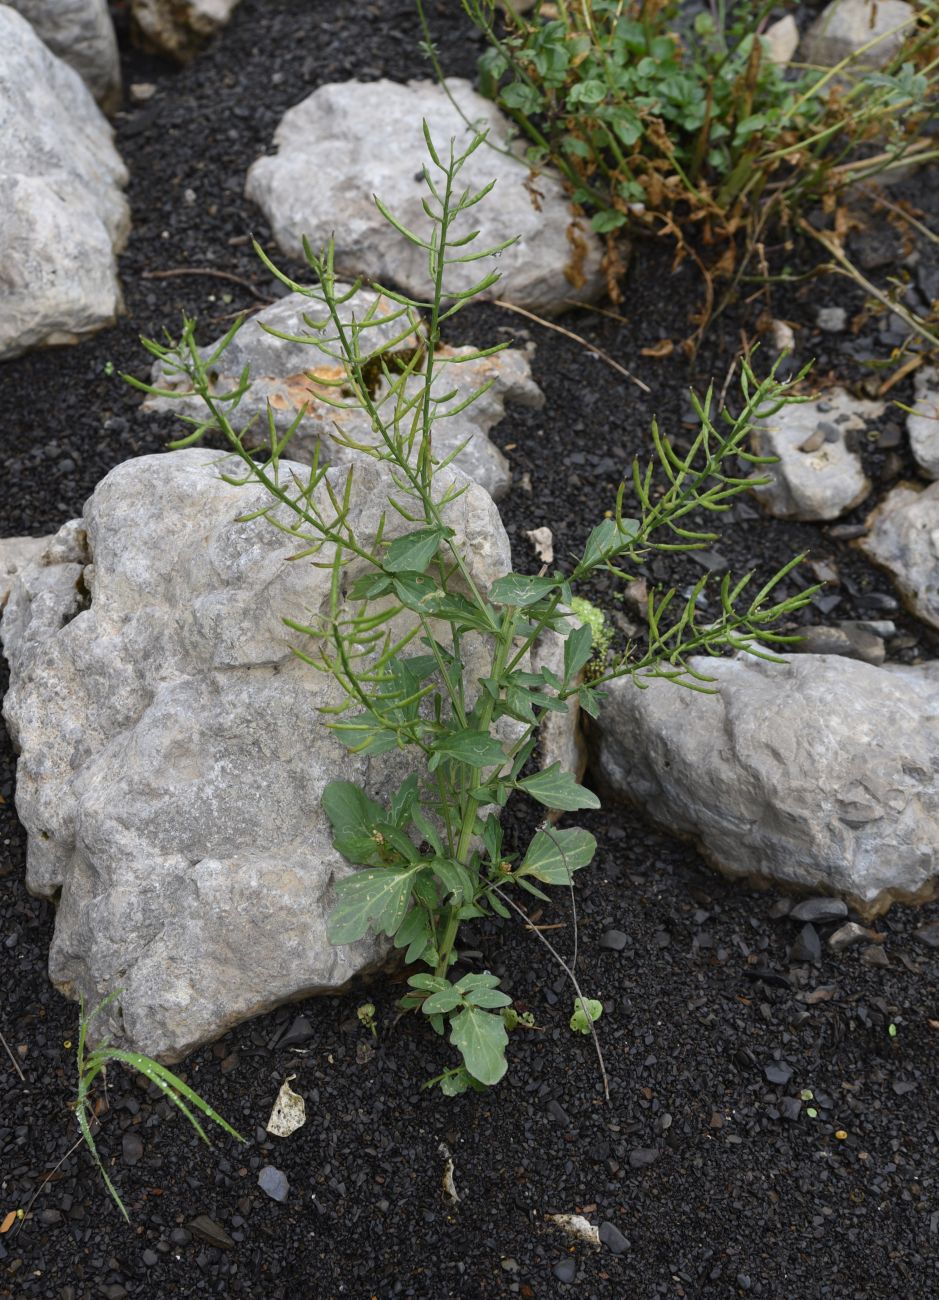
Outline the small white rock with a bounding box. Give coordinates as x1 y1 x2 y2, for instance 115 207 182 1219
770 319 796 353
907 366 939 479
545 1213 601 1246
762 14 800 64
817 306 847 333
526 526 554 565
266 1075 306 1137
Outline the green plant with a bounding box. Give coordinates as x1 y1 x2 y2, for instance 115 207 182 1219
357 1001 379 1037
75 993 244 1220
432 0 937 311
128 122 816 1096
570 996 603 1033
570 596 613 677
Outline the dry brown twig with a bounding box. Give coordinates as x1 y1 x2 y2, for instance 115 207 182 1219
493 299 651 393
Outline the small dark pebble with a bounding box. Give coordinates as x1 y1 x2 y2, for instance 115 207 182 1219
629 1147 658 1169
791 923 822 965
789 898 848 924
276 1015 314 1048
599 929 628 951
187 1214 235 1249
764 1062 793 1086
914 921 939 949
547 1099 571 1128
861 945 890 968
553 1257 577 1283
744 967 791 989
599 1221 630 1254
121 1131 143 1166
779 1096 802 1122
142 1250 158 1267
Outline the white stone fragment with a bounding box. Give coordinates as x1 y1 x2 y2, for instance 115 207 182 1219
266 1076 306 1137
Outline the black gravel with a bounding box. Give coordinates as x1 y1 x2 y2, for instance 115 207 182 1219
2 3 938 1297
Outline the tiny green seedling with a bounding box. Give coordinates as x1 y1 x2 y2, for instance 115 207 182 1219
570 998 603 1035
75 992 244 1220
357 1002 378 1038
888 1023 898 1038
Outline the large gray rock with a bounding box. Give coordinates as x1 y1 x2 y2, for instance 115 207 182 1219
0 7 129 360
7 0 121 110
801 0 916 69
907 366 939 479
750 388 876 521
861 481 939 630
131 0 240 60
591 654 939 916
2 450 575 1061
246 79 605 316
143 288 543 500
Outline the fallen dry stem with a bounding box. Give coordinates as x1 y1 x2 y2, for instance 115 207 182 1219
140 267 270 302
493 299 651 393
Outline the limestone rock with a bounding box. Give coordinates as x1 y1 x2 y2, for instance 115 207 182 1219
750 388 876 521
7 0 121 110
131 0 240 60
907 366 939 479
801 0 916 69
2 450 577 1061
245 79 605 315
591 653 939 915
762 14 800 64
860 481 939 630
143 288 543 500
1 537 50 610
0 8 128 360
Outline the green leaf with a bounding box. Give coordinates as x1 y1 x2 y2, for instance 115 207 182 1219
565 624 594 682
454 972 501 992
408 973 451 993
518 763 600 812
384 526 451 574
499 82 542 114
393 572 439 609
570 998 603 1034
432 857 475 903
580 518 619 569
449 1006 508 1085
488 573 560 607
568 78 606 105
389 773 421 827
519 827 597 884
591 210 629 233
393 904 430 952
578 685 602 718
327 864 425 944
422 989 464 1014
96 1049 244 1142
465 987 513 1009
439 1068 471 1096
348 572 393 601
322 780 386 864
430 728 506 769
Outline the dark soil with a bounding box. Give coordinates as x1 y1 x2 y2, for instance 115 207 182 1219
2 3 938 1298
